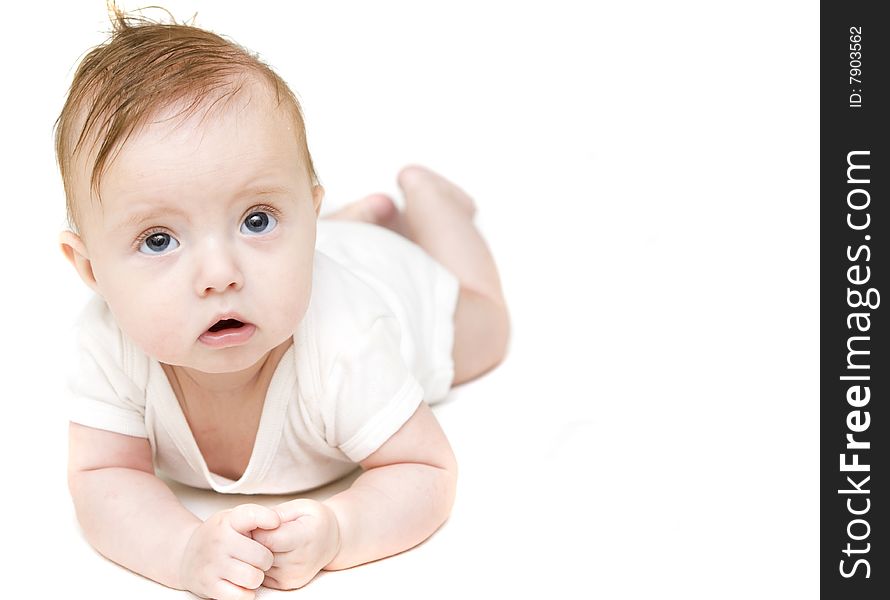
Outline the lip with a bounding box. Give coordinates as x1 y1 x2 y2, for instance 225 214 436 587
203 312 251 333
198 312 255 348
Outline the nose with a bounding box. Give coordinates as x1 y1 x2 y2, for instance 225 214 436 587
194 238 244 296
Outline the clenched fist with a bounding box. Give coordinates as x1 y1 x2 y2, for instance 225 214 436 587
251 499 341 590
179 503 281 600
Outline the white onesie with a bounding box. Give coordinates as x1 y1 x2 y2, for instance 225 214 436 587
65 220 459 494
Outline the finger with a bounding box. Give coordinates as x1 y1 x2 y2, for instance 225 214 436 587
228 503 281 536
251 526 292 553
223 558 266 590
264 565 315 591
228 532 276 571
211 578 255 600
269 550 306 570
274 498 317 522
251 527 271 546
257 519 308 554
263 573 283 590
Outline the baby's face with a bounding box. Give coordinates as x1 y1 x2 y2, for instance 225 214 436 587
72 84 321 374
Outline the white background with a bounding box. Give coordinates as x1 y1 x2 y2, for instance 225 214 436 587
0 1 817 598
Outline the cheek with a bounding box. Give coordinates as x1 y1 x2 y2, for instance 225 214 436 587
258 240 314 326
99 265 191 359
128 298 189 355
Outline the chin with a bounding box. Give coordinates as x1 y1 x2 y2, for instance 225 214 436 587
200 351 270 374
157 345 266 374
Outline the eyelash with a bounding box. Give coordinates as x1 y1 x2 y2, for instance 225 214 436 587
247 204 282 225
132 227 168 251
131 204 283 251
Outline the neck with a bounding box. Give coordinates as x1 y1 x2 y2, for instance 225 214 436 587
166 339 292 399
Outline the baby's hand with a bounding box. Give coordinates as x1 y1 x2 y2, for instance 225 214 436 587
251 498 341 590
179 503 279 600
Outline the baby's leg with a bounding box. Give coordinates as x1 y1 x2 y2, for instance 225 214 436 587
325 166 509 384
395 166 509 384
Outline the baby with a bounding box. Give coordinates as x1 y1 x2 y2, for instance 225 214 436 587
55 9 509 600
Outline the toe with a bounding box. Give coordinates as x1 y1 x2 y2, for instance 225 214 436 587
397 164 476 217
396 164 435 191
324 194 395 225
361 194 398 222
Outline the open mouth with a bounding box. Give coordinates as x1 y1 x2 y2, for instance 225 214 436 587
198 316 255 348
208 319 245 333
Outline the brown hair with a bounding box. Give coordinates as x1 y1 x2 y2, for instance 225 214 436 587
54 5 317 231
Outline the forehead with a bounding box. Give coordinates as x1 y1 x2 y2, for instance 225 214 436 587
78 82 305 222
114 88 295 179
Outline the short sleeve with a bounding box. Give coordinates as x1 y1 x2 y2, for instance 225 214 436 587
321 315 424 463
65 298 148 438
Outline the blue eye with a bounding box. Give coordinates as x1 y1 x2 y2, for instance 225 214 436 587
138 232 180 255
241 211 278 235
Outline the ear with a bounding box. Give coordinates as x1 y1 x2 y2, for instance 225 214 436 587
311 184 325 216
59 230 100 293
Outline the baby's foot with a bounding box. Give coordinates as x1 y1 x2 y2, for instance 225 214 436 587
396 165 477 219
324 193 406 234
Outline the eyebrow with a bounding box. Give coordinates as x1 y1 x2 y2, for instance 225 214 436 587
115 185 292 230
242 185 292 198
117 204 192 230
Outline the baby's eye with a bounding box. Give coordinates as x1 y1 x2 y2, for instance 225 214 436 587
138 232 180 255
241 211 278 235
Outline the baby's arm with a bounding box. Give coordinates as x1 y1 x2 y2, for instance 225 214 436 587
324 401 458 569
68 423 278 599
254 400 457 589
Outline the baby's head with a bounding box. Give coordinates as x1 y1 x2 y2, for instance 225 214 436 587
57 9 325 375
